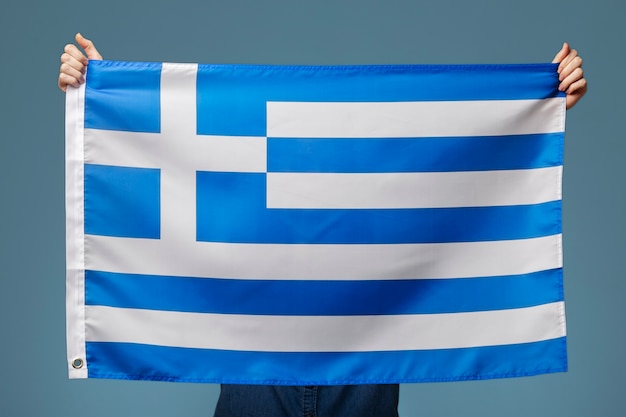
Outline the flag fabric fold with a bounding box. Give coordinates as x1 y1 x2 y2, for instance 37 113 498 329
66 60 567 384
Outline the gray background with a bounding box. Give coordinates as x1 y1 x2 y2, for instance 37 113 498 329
1 0 623 416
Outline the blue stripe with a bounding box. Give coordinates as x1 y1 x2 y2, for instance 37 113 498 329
85 61 161 133
196 172 561 244
86 338 567 384
197 64 562 136
268 133 563 173
85 269 563 315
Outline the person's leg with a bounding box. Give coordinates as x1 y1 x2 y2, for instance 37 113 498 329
214 385 302 417
214 384 399 417
317 385 400 417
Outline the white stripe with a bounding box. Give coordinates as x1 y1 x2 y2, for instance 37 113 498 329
267 98 564 138
65 83 88 378
85 234 562 280
267 167 562 209
84 129 266 172
85 302 566 352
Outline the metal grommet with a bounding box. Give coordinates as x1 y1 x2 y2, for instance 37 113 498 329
72 358 84 369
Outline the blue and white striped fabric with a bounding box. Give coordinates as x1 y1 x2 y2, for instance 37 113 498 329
65 60 567 384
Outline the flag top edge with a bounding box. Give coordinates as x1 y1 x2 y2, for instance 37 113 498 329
88 59 559 73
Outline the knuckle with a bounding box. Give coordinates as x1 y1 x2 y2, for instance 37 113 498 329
573 67 584 79
60 63 77 77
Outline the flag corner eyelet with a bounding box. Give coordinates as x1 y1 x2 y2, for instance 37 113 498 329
72 358 84 369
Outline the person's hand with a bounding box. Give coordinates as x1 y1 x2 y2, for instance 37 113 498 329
552 42 587 110
58 33 103 92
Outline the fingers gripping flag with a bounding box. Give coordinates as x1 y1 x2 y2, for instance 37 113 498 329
65 61 567 384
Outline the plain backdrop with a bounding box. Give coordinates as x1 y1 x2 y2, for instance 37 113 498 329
1 0 624 416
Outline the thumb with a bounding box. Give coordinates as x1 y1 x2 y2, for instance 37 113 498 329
75 33 103 60
551 42 569 67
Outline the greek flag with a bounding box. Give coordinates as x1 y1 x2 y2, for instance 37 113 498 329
65 60 567 384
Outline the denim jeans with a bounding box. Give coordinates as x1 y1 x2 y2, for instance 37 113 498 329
214 384 400 417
